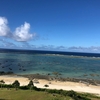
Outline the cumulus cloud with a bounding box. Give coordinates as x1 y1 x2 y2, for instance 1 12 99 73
14 22 34 41
0 17 11 37
0 16 36 41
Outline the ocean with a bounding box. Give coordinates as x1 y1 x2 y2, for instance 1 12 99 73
0 49 100 80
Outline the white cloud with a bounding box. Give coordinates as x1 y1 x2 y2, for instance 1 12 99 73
67 46 100 53
0 16 36 41
0 38 16 48
14 22 34 41
0 17 11 36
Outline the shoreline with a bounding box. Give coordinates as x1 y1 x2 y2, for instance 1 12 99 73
0 74 100 95
20 73 100 86
1 71 100 85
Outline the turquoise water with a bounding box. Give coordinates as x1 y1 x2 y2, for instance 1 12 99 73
0 52 100 80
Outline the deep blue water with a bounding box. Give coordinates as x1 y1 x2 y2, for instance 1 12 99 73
0 49 100 80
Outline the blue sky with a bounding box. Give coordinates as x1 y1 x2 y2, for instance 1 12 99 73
0 0 100 52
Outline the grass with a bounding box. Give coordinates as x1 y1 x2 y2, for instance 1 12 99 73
0 89 72 100
0 85 100 100
79 93 100 100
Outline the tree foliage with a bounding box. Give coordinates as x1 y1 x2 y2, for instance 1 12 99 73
28 80 34 87
12 80 20 90
0 80 5 84
0 80 5 88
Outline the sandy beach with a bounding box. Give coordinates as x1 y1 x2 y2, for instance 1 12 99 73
0 75 100 95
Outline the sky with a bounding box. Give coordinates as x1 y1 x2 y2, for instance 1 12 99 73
0 0 100 53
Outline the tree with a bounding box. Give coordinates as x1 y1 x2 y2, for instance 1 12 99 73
0 80 5 89
28 80 34 86
28 80 34 91
12 80 20 90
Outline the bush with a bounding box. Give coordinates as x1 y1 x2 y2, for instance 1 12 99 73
19 86 29 90
33 86 41 91
12 80 20 87
66 90 76 97
28 80 34 87
44 84 49 87
2 84 14 88
12 80 20 90
66 90 91 100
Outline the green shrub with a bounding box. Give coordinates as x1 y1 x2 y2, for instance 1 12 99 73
19 86 29 90
44 84 49 87
0 84 14 88
12 80 20 87
28 80 34 87
66 90 76 97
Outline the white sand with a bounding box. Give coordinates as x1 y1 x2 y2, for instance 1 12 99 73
0 75 29 86
0 75 100 95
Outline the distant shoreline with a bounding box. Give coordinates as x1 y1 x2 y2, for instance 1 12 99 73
0 48 100 57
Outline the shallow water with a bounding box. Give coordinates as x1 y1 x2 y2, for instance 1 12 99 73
0 52 100 80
